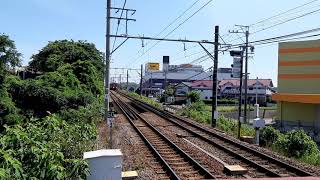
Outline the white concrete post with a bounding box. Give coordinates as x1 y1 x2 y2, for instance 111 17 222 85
84 149 122 180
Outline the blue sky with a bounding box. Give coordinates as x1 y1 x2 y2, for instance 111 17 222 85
2 0 320 85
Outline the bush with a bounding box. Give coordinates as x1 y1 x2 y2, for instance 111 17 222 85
216 116 237 135
216 116 255 136
260 126 282 147
274 130 318 158
187 91 200 103
0 114 94 179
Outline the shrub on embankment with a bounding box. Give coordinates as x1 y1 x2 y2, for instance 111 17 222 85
0 37 104 178
260 126 320 166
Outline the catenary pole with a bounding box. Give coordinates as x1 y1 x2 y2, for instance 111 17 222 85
127 70 129 91
105 0 112 148
140 64 143 95
212 26 219 127
244 29 249 124
237 49 245 139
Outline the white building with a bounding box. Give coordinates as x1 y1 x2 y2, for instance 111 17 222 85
219 79 274 105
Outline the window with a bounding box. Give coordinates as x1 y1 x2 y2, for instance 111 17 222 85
249 87 253 90
225 87 231 90
205 96 208 99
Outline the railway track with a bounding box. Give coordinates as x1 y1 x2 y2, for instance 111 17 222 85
111 92 216 180
117 90 315 178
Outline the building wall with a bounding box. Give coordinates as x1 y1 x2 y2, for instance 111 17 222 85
197 89 212 100
280 101 316 124
274 39 320 134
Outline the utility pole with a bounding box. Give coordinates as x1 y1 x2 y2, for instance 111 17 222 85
140 64 143 96
150 72 153 96
126 69 129 91
244 29 249 124
212 26 219 128
230 25 250 124
237 50 245 139
120 74 123 89
105 0 112 149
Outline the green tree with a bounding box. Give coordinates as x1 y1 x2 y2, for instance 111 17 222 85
187 91 200 103
29 40 104 73
0 34 21 84
0 35 22 130
58 60 103 95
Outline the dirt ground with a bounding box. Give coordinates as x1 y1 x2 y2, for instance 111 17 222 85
97 112 167 179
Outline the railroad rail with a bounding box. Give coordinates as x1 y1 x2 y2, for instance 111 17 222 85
117 91 314 178
111 92 216 180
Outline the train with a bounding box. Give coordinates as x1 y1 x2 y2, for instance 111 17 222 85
110 83 119 90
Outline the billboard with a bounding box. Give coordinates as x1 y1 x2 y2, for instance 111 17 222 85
147 63 160 71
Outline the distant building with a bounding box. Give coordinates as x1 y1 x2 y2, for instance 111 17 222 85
142 63 237 95
191 80 213 100
273 39 320 134
142 63 211 95
219 79 274 105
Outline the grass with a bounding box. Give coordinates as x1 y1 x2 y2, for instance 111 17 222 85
179 102 255 137
127 92 163 109
205 105 255 113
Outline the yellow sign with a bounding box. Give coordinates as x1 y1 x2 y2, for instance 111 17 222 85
148 63 160 71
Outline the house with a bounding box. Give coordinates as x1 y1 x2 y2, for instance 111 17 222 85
175 82 192 96
191 80 213 100
219 79 274 105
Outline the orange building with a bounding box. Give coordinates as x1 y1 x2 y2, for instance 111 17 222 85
273 40 320 133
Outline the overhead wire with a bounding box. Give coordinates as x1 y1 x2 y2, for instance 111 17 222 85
222 27 320 49
223 0 320 43
112 0 127 52
250 0 320 27
142 0 201 49
129 0 214 66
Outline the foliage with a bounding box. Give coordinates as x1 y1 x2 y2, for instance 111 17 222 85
218 98 238 104
0 114 95 179
0 38 104 178
216 116 255 136
128 92 163 109
7 77 94 117
165 85 175 96
58 61 103 95
260 126 281 147
258 127 320 166
274 130 318 158
0 34 21 71
29 40 104 73
187 91 200 103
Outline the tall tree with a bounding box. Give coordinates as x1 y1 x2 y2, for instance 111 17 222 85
0 34 21 83
29 40 104 74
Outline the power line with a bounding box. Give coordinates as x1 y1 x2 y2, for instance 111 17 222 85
250 0 320 27
223 27 320 49
223 0 320 43
112 0 127 52
252 7 320 34
129 0 214 66
144 0 201 48
253 33 320 46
